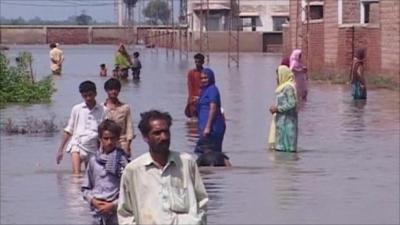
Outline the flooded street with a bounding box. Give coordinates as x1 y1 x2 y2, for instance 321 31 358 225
1 45 399 224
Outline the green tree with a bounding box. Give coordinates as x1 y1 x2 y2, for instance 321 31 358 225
75 11 93 25
143 0 170 25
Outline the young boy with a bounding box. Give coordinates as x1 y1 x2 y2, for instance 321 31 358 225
82 119 129 225
100 64 107 77
56 80 106 174
131 51 142 80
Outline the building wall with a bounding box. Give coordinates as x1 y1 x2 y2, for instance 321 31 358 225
47 27 89 44
240 0 289 32
0 27 46 44
324 0 339 76
380 0 400 77
187 0 289 32
92 27 136 44
283 0 399 83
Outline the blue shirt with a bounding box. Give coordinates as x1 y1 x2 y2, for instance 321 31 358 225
197 84 226 134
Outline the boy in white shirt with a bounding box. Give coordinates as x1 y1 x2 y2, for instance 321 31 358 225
56 80 105 174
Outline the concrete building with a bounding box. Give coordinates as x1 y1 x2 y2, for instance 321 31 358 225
187 0 289 32
283 0 399 82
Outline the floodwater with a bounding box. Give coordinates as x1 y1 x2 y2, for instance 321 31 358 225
1 45 399 224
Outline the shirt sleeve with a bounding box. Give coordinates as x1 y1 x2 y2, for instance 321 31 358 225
117 168 136 225
64 105 77 134
207 86 221 106
190 159 209 225
125 105 134 141
81 160 94 204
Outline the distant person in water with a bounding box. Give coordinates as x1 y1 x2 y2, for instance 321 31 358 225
131 51 142 80
197 68 226 153
56 81 106 174
289 49 308 101
350 48 367 100
185 53 205 120
49 43 64 75
114 44 132 79
100 64 107 77
269 66 298 152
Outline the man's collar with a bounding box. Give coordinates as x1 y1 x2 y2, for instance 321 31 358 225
143 151 177 168
82 102 100 110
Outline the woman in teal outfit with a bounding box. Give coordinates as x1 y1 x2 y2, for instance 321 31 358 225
269 65 298 152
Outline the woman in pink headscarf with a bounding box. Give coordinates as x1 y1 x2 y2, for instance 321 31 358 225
289 49 308 101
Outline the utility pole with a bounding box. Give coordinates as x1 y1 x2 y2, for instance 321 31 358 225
118 0 124 26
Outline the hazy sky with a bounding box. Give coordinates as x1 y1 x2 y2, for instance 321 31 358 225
1 0 131 22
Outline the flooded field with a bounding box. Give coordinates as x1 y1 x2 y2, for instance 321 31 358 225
1 45 399 224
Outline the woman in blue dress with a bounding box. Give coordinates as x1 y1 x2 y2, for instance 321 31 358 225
196 68 226 153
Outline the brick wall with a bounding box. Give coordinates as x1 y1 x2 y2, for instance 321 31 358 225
47 27 89 44
92 27 136 44
282 25 291 56
380 0 400 77
0 27 46 44
302 22 324 74
324 0 338 77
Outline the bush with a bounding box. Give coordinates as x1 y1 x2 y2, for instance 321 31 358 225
0 51 56 105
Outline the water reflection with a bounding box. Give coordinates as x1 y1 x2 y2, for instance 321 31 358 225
56 172 92 224
185 119 199 152
1 46 398 224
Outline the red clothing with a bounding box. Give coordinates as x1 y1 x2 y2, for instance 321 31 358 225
187 69 202 100
185 69 202 117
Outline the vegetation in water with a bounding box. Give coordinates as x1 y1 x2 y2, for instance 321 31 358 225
0 51 56 105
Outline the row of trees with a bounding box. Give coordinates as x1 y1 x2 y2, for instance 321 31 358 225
1 0 172 26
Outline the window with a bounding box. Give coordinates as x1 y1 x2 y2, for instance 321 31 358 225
302 1 324 21
361 0 379 24
272 16 288 31
307 5 323 20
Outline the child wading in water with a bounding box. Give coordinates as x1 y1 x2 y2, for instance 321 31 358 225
81 119 129 225
100 64 107 77
131 51 142 80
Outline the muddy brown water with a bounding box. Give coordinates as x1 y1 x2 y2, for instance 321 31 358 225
1 45 399 224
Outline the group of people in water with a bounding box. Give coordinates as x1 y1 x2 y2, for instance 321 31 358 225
51 43 367 224
267 47 367 153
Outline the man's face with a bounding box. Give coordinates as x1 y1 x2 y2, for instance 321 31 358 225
144 119 171 154
195 58 204 69
99 130 118 153
81 91 96 106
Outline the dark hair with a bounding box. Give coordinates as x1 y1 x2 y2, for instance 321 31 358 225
138 110 172 136
79 80 97 93
194 53 205 61
133 52 140 57
98 119 122 138
355 48 366 60
100 63 106 68
49 43 57 48
104 78 121 91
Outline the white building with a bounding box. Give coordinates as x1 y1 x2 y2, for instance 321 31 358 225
187 0 289 32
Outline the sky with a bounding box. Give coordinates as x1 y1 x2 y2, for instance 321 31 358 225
0 0 140 22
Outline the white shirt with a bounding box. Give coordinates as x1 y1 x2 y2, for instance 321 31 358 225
64 102 105 153
117 151 208 225
49 47 64 71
